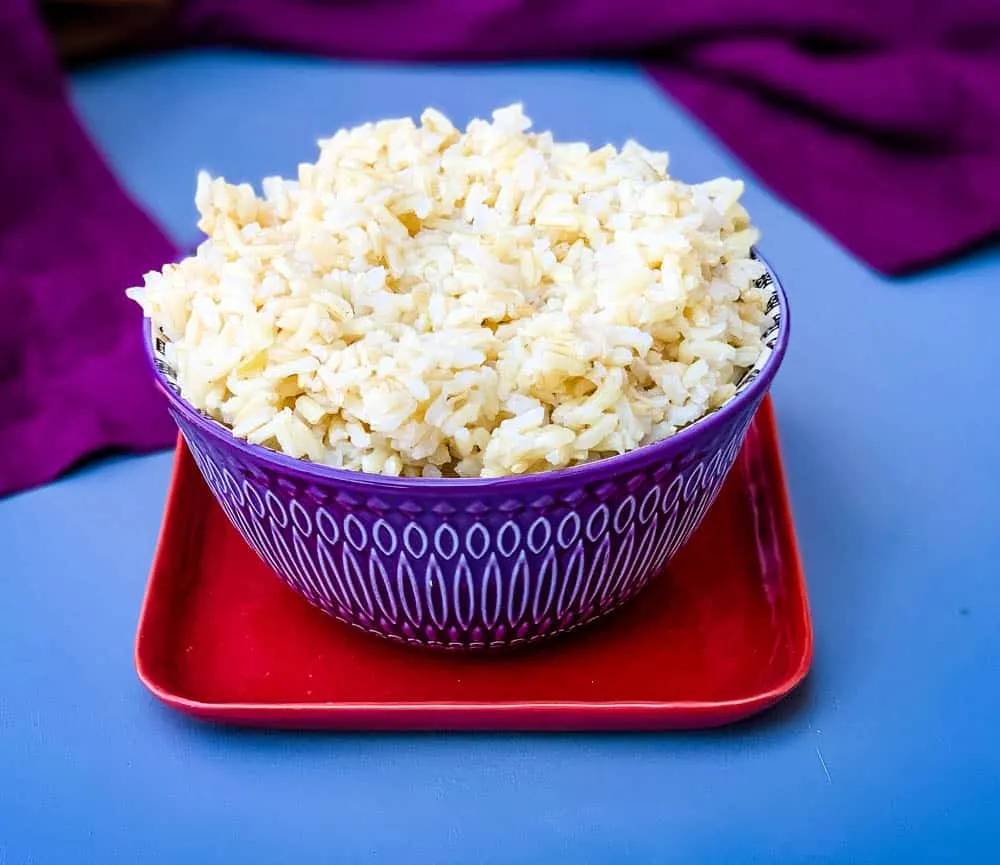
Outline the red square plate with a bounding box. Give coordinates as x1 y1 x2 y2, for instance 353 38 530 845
135 397 812 730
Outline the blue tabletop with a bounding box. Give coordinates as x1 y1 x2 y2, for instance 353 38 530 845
2 51 999 863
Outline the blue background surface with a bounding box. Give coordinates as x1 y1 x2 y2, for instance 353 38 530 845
1 51 999 862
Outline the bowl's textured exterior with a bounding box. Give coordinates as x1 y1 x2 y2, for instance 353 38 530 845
155 258 787 650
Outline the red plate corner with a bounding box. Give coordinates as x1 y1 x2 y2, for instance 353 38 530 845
135 397 812 731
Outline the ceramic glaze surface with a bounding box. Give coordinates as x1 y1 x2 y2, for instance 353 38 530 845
177 400 760 648
158 258 787 649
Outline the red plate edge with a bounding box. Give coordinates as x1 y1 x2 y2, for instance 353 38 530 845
134 397 813 731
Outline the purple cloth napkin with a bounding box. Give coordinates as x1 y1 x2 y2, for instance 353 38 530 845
3 0 1000 495
172 0 1000 274
1 1 177 497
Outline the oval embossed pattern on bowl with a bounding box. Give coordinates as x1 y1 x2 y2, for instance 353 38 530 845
156 255 787 650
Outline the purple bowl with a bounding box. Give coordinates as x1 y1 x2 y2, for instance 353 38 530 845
148 253 788 650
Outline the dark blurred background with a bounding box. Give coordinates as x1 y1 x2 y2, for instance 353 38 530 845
41 0 172 63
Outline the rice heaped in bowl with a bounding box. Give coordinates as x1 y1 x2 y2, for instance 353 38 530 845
130 105 787 650
128 104 773 480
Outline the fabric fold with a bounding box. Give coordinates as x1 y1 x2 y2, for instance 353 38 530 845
0 0 177 496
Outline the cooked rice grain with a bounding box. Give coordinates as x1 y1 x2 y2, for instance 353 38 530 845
127 104 772 478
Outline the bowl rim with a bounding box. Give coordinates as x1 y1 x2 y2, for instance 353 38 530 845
146 249 789 494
